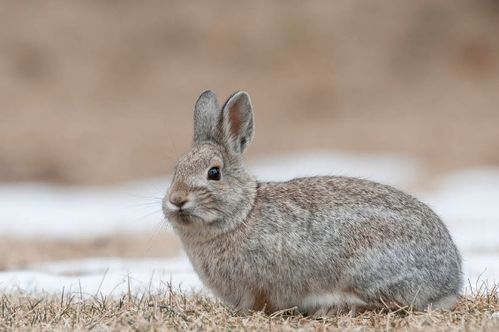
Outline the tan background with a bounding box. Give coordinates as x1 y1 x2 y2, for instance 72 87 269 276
1 0 498 184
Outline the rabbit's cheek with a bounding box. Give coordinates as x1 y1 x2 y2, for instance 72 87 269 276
200 213 219 224
191 207 220 224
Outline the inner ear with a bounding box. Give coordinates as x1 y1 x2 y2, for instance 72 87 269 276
228 98 247 139
222 91 254 155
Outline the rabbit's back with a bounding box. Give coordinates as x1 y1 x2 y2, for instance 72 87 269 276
251 176 457 261
184 176 462 313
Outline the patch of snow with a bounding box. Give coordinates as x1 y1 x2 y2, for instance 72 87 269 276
0 179 168 238
460 253 499 291
0 256 203 296
421 168 499 254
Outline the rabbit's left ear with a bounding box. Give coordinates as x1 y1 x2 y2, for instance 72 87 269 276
193 90 220 144
221 91 254 155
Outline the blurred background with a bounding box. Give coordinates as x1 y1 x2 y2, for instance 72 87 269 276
0 0 498 295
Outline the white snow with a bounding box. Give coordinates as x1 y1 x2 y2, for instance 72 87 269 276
0 180 168 238
424 168 499 253
0 256 202 296
0 150 497 296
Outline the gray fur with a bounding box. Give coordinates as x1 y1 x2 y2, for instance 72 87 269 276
163 91 462 315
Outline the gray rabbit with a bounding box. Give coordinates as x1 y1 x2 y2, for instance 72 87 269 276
163 90 462 315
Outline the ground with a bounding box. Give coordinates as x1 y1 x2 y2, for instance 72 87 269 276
1 287 498 331
0 233 182 271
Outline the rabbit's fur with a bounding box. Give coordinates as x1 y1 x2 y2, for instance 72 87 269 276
163 90 462 315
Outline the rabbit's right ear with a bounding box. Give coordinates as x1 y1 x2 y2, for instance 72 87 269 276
221 91 254 155
193 90 221 144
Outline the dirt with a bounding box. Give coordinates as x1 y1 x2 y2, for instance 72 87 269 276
0 232 182 270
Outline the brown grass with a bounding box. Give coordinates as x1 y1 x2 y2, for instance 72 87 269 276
0 285 497 331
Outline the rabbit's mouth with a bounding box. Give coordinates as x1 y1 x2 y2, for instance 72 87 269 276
165 207 208 225
176 210 200 223
165 208 193 224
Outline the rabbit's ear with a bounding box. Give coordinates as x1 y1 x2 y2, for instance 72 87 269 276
193 90 221 143
221 91 254 155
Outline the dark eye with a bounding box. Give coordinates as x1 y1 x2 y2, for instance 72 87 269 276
207 166 221 181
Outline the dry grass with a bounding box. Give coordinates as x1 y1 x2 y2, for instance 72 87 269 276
0 285 497 331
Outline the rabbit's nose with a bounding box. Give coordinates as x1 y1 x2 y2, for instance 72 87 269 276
169 191 188 208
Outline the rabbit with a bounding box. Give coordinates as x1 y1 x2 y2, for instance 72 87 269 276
162 90 462 315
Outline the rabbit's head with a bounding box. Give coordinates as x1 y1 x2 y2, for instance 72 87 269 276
163 91 257 235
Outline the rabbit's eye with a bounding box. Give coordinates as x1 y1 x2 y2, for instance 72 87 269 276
207 167 221 181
